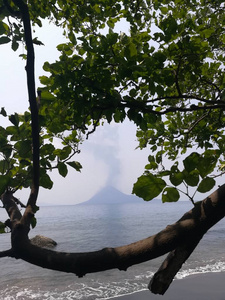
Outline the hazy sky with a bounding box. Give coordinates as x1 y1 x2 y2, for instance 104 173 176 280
0 21 149 205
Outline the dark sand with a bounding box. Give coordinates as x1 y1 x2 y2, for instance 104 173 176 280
113 272 225 300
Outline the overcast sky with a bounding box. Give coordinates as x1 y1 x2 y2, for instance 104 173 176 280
0 21 149 205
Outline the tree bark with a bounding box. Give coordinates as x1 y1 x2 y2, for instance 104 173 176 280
149 236 202 294
12 0 40 229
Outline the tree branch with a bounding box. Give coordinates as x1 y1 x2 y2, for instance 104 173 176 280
12 195 26 208
149 234 202 294
93 95 225 119
1 191 22 223
9 184 225 292
12 0 39 226
0 249 14 258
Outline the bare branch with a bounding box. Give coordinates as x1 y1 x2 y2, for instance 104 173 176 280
12 195 26 208
10 185 225 291
185 111 210 134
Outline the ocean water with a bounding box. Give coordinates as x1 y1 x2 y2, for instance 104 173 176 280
0 200 225 299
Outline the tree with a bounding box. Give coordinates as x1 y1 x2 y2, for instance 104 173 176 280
0 0 225 295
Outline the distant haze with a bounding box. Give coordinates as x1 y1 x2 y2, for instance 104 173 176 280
80 186 144 205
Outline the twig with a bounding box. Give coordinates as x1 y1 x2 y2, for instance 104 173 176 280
12 195 26 208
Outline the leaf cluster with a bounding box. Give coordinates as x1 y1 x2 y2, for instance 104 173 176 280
1 0 225 202
0 108 82 193
133 150 220 203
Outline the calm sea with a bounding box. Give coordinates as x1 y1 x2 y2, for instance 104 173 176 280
0 200 225 299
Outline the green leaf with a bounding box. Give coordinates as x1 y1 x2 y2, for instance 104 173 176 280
33 205 39 213
128 42 137 57
40 91 55 101
133 173 166 201
66 161 82 172
0 107 7 117
183 153 200 172
57 162 68 177
125 42 137 58
0 221 6 234
107 19 115 28
162 187 180 203
35 18 42 27
12 40 19 51
170 166 183 186
113 109 126 123
0 175 9 195
0 36 10 45
9 114 19 127
0 160 6 173
19 54 27 60
197 151 218 178
39 173 53 189
32 37 44 46
197 177 215 193
40 143 55 156
0 22 8 35
57 146 71 160
31 216 37 229
183 169 199 187
14 140 32 158
160 6 168 14
57 43 73 55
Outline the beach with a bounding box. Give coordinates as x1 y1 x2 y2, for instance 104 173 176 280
113 272 225 300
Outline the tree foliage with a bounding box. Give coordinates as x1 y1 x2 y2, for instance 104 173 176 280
0 0 225 296
0 0 225 202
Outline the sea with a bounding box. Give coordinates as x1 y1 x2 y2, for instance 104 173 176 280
0 200 225 299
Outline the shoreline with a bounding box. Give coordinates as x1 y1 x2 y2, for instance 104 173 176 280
109 272 225 300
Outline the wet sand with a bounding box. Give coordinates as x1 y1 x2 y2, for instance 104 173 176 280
113 272 225 300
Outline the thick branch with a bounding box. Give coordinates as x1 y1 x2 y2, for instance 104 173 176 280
0 249 14 258
149 235 202 294
149 184 225 293
11 185 225 284
1 191 22 223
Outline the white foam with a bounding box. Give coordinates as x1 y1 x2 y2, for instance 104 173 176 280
1 262 225 299
176 261 225 279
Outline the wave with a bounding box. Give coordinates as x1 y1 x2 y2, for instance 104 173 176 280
1 261 225 300
176 261 225 279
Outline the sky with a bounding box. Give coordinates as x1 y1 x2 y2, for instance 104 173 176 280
0 21 149 205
